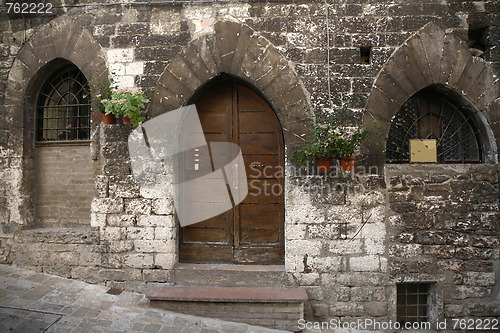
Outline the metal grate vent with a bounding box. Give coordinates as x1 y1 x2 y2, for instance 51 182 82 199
397 283 431 324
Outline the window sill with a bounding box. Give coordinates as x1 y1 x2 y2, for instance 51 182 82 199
35 140 91 147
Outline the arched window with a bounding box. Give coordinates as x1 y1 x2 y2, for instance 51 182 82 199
35 63 90 141
386 89 483 163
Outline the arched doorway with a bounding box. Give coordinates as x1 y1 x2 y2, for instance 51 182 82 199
179 80 285 264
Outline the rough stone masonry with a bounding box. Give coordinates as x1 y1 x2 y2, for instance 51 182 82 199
0 0 499 330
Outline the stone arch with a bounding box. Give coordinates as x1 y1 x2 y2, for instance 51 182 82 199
363 22 499 166
149 19 313 156
5 15 108 151
3 15 107 227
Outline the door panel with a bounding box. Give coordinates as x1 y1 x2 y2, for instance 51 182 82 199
239 112 279 132
239 133 280 153
239 204 282 229
179 81 284 264
244 155 281 179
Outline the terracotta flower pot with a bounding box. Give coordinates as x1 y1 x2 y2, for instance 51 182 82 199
316 157 332 173
101 113 116 124
122 116 132 125
339 155 356 172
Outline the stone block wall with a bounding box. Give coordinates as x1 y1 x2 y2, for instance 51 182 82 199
285 172 391 321
10 227 100 277
89 124 177 291
0 0 499 329
386 164 500 319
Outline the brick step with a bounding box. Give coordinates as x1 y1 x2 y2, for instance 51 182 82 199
146 286 307 332
174 263 286 287
147 285 308 303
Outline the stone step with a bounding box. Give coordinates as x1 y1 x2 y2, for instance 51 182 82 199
146 286 307 332
174 263 286 287
14 227 97 244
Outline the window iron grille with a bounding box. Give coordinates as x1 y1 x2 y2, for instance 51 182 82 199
35 64 91 142
397 283 432 324
386 90 482 164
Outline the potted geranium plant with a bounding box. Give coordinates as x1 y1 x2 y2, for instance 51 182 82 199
330 126 370 171
100 87 148 127
293 123 338 172
86 77 116 124
293 101 371 172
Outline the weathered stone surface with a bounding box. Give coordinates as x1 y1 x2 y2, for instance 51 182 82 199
365 302 388 317
1 2 499 329
469 302 500 316
92 198 124 214
124 199 152 215
329 302 364 317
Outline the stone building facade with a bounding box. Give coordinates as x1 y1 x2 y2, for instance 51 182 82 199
0 0 499 330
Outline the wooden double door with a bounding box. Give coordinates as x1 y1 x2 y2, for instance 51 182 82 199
179 81 285 264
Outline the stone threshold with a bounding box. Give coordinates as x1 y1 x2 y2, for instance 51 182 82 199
173 263 287 287
146 285 308 303
175 263 285 272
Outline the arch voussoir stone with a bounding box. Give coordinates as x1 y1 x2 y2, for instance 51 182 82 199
192 37 220 77
447 49 472 88
457 58 489 97
150 19 313 153
381 61 418 98
365 22 500 166
205 36 223 74
397 45 429 93
179 44 212 84
159 70 191 103
467 68 495 102
214 20 241 71
478 80 500 110
365 87 400 123
418 24 446 82
255 55 289 90
265 67 301 99
407 37 434 87
167 57 203 92
150 85 178 117
373 72 411 107
229 25 255 74
439 34 463 85
15 45 41 76
239 35 272 81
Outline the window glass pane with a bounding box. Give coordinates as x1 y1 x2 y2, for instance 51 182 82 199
36 64 90 142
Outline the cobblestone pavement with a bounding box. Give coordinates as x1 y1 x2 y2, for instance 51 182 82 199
0 264 291 333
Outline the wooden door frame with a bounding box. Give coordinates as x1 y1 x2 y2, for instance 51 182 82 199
178 76 285 264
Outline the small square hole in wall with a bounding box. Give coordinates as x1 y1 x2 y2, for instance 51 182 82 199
468 26 488 58
360 46 371 64
397 282 433 324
